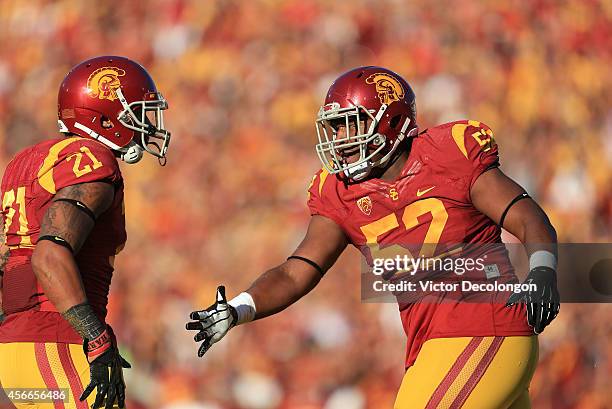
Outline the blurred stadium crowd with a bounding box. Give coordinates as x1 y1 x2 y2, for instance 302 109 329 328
0 0 611 408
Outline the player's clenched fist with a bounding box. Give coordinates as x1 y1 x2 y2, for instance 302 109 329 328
186 286 238 357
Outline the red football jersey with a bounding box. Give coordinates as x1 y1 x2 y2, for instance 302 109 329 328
0 137 126 344
307 120 532 368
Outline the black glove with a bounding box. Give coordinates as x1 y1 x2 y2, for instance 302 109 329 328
506 266 560 334
186 286 238 357
80 326 131 409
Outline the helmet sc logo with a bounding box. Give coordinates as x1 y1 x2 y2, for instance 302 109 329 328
86 67 126 101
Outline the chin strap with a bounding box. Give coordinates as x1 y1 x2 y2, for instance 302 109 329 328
344 161 370 180
120 142 144 164
376 126 417 168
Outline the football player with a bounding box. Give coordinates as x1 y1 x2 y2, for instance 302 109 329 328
0 56 170 409
186 66 559 408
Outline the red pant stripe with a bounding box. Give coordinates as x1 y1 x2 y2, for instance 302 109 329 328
426 337 483 409
450 336 504 409
34 343 65 409
57 343 88 409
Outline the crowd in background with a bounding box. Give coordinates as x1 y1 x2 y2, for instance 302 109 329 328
0 0 611 408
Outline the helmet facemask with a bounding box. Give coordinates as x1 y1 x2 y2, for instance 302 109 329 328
315 102 412 181
116 88 171 164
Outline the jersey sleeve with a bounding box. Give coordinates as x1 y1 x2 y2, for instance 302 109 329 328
306 168 346 226
449 120 499 187
37 138 122 194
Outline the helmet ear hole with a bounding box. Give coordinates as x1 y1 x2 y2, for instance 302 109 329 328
389 115 402 130
100 116 114 129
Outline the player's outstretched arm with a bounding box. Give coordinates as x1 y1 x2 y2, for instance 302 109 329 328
471 168 560 334
31 181 130 409
247 214 348 319
186 215 348 357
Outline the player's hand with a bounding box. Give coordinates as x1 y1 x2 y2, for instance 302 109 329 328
80 326 131 409
506 266 560 334
186 286 237 357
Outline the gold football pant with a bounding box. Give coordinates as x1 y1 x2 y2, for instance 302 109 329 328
0 342 122 409
394 336 538 409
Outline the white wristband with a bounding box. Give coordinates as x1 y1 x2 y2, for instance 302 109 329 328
228 292 257 325
529 250 557 270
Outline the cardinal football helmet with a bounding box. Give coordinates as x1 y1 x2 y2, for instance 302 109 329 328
57 56 170 164
315 66 417 180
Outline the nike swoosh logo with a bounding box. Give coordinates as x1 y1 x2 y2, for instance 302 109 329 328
416 186 436 197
